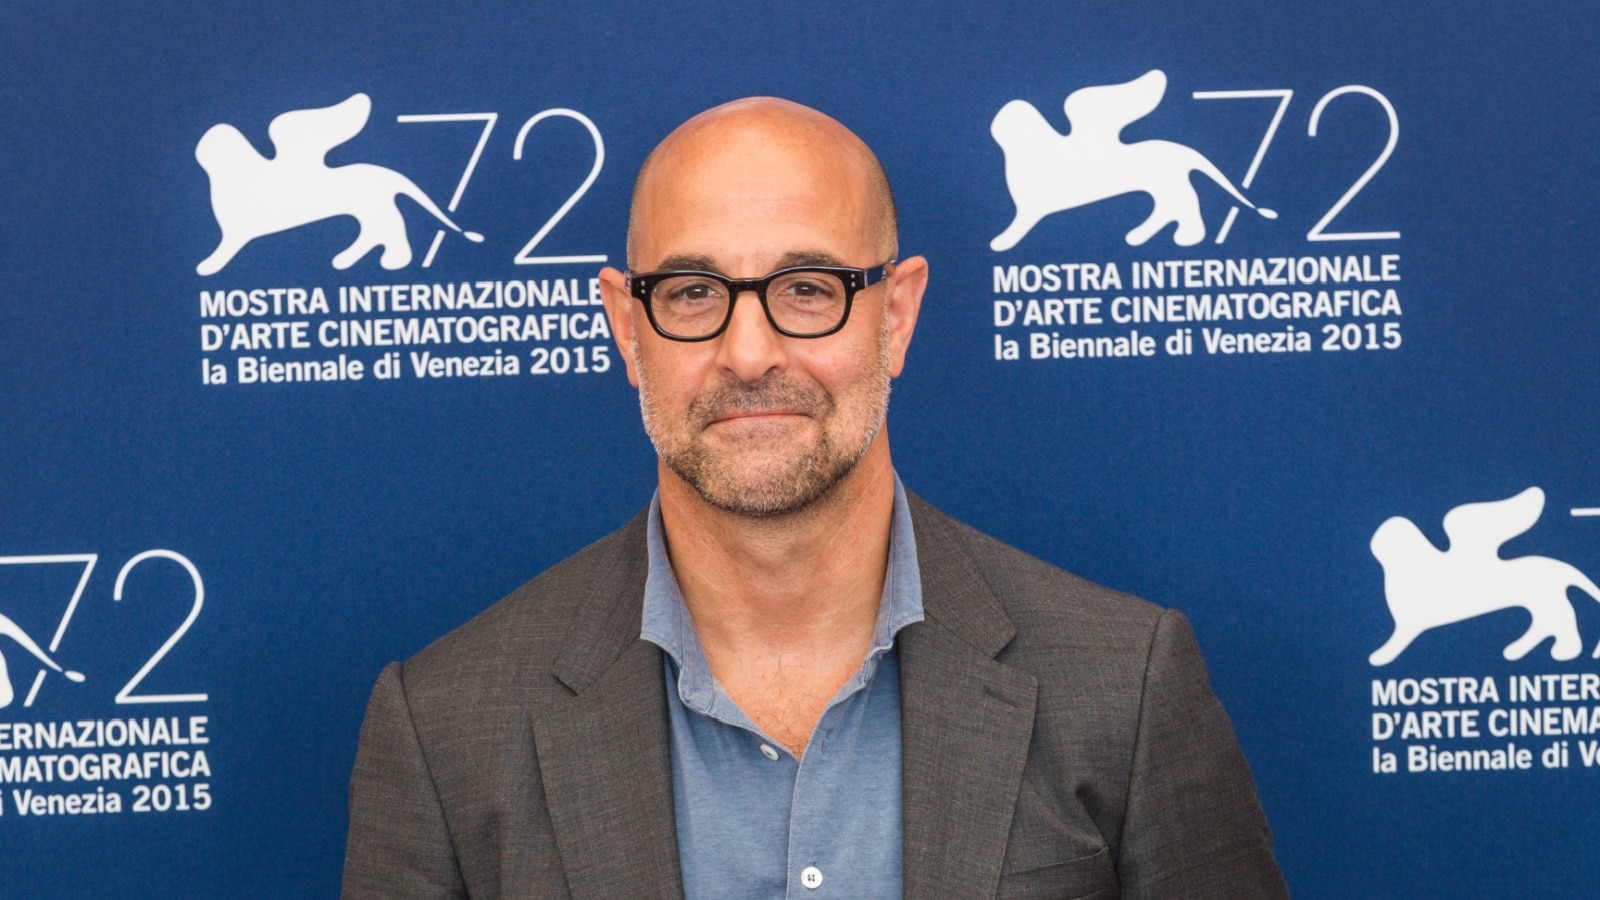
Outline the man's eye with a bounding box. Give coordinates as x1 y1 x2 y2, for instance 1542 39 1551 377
781 279 839 301
663 281 725 304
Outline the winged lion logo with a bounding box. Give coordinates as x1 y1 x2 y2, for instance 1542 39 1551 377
195 93 482 275
990 70 1276 251
1369 487 1600 665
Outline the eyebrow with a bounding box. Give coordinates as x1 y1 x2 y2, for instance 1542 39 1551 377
656 253 721 272
775 250 846 268
652 250 849 275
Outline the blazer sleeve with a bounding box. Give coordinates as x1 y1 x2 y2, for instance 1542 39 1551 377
1115 609 1289 899
343 662 468 899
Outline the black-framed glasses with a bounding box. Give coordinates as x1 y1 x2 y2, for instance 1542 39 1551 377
626 262 893 341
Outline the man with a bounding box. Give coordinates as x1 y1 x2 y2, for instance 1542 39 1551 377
344 97 1288 899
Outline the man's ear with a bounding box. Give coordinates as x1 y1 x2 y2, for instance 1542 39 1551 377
883 255 928 378
598 266 641 388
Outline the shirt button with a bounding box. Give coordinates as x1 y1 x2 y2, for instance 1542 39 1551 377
759 743 779 761
801 866 823 889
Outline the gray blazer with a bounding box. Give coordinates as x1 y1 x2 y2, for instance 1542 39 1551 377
344 494 1288 899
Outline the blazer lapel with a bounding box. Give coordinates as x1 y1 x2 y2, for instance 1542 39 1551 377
533 514 684 900
901 495 1039 900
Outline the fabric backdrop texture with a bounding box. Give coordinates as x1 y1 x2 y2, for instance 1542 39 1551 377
1 1 1596 896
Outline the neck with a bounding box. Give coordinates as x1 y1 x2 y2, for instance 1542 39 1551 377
656 432 896 661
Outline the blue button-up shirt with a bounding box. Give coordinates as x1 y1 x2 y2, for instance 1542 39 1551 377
640 478 924 900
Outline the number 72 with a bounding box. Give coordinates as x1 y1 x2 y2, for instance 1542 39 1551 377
1193 85 1400 243
397 108 608 267
0 550 206 708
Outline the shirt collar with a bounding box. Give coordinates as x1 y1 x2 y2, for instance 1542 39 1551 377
639 475 925 717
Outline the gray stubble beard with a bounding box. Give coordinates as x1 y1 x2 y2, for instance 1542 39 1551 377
635 320 891 517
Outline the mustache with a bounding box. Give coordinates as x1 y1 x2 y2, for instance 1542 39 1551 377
686 373 834 427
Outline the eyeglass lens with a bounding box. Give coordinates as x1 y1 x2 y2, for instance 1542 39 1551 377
651 271 849 338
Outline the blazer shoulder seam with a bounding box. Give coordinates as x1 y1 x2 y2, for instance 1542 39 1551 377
1111 606 1176 857
394 660 468 876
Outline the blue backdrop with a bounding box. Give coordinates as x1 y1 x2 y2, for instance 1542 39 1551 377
3 1 1598 895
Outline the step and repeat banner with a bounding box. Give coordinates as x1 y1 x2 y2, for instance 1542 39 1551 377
3 2 1597 895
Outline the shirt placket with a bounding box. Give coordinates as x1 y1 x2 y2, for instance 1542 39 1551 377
784 702 840 899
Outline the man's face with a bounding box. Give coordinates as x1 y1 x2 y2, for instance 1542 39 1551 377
600 117 924 517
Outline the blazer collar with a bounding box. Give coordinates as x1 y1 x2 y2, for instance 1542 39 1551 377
550 507 653 694
904 492 1017 656
901 492 1039 900
535 508 685 900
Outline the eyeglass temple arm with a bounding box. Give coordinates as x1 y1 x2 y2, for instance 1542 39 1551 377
863 261 895 288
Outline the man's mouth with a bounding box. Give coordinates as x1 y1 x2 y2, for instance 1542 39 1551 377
707 408 809 425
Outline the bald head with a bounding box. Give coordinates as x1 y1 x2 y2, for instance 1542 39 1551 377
626 97 897 270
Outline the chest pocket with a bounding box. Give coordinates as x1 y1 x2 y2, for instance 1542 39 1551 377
997 847 1114 900
996 778 1117 900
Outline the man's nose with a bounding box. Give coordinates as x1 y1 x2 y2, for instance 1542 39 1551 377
714 289 788 383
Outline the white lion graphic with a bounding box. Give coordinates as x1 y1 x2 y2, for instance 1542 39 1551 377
990 70 1276 251
1369 487 1600 665
195 93 482 275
